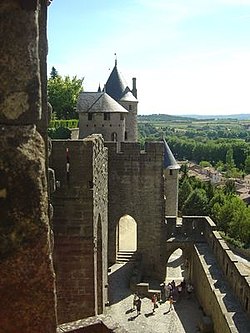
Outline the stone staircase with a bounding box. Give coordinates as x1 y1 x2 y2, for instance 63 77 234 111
116 250 137 263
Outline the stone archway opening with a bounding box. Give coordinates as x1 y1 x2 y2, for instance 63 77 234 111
116 215 137 262
165 248 186 284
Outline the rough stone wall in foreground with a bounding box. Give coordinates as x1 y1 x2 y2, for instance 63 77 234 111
0 1 57 332
50 135 108 324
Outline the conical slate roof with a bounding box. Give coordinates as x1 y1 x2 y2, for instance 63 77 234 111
105 62 128 101
163 138 180 170
120 90 138 102
77 92 128 113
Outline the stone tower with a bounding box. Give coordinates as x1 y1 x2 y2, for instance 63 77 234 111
77 91 128 143
163 139 180 216
105 60 138 141
77 60 138 143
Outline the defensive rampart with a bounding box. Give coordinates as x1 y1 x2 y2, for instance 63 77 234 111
50 135 108 324
105 141 165 279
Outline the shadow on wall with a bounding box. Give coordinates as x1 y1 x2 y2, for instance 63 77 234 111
65 323 110 333
174 299 204 333
108 263 135 305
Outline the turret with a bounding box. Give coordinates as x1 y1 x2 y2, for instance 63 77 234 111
77 92 128 144
105 60 138 142
163 139 180 216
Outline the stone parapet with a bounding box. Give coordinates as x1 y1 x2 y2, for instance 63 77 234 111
0 125 56 332
50 135 108 324
0 1 41 124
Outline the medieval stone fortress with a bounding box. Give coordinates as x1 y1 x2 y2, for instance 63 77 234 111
0 2 250 333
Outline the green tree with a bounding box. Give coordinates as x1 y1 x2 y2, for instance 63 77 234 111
180 163 188 179
224 179 236 195
228 206 250 245
199 160 211 168
48 126 71 139
244 155 250 174
48 69 84 119
226 147 235 170
182 188 208 216
178 178 192 210
50 66 58 79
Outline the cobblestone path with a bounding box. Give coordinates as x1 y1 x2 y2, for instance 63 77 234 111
107 263 204 333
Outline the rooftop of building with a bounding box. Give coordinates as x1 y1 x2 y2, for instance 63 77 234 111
77 92 128 114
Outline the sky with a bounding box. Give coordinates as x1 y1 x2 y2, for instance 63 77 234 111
47 0 250 116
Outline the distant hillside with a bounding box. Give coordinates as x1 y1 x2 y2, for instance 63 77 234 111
138 114 195 122
174 114 250 120
138 113 250 121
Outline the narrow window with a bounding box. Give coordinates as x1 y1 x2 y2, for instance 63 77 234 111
120 113 124 120
129 105 132 111
169 169 173 176
111 132 117 141
125 131 128 140
88 113 93 120
104 113 110 121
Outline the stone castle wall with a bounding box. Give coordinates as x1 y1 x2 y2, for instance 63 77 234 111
0 1 57 332
50 135 108 324
192 245 234 333
105 141 165 278
162 216 250 331
203 218 250 316
79 113 126 143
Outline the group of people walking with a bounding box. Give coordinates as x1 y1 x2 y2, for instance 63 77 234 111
132 279 194 316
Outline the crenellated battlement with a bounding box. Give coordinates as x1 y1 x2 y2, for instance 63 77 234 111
104 141 164 157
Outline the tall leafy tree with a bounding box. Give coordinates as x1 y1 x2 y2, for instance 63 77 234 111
48 68 84 119
182 188 208 216
178 178 192 210
224 179 236 195
50 66 58 79
226 147 235 170
244 155 250 174
217 196 246 234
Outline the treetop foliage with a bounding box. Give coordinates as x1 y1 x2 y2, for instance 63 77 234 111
178 175 250 248
48 67 84 120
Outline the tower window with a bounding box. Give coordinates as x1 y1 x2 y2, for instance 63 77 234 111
129 105 132 110
104 113 110 120
170 169 173 176
88 113 93 120
120 113 124 120
125 131 128 141
111 132 117 141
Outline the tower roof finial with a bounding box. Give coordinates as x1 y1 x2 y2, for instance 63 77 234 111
114 53 117 66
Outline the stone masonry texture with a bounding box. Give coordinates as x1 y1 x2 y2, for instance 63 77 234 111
0 126 57 332
0 1 57 332
50 135 108 324
0 0 41 124
106 141 165 280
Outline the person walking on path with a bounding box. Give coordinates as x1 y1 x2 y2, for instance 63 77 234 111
136 297 142 316
152 294 158 313
187 283 194 299
165 283 171 300
169 296 174 311
132 292 139 310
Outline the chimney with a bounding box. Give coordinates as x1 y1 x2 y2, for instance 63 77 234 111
132 77 137 98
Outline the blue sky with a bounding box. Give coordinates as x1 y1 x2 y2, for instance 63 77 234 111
48 0 250 116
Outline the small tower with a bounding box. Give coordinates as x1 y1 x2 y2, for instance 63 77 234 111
77 92 128 143
105 60 138 142
163 139 180 216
